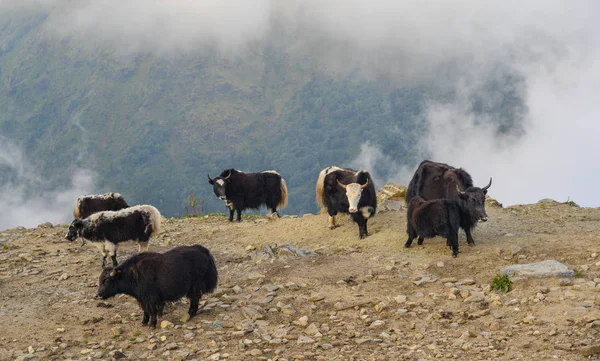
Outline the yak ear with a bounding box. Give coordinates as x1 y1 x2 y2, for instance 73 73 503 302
483 189 488 195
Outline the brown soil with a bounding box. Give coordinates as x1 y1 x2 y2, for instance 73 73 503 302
1 201 600 360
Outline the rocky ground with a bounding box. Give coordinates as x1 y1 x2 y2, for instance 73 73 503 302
1 192 600 361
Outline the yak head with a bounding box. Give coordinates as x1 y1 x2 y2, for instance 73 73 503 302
97 266 138 299
457 178 492 222
337 174 370 214
65 219 83 241
207 170 232 201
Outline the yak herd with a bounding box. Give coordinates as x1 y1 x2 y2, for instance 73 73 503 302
63 161 492 327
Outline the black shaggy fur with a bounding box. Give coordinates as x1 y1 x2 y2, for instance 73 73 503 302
406 160 482 244
65 205 161 267
405 185 489 257
208 168 287 222
96 245 218 328
318 167 377 239
74 193 129 219
406 160 474 205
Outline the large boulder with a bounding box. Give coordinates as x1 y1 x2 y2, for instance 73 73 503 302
377 183 407 212
499 260 575 278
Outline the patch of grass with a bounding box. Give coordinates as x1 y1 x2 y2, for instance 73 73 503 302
2 244 8 250
491 274 513 293
132 331 141 337
574 271 584 278
320 336 328 342
82 339 88 344
129 337 137 342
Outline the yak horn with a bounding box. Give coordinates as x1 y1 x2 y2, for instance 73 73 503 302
456 184 465 194
336 179 347 189
361 178 369 189
224 170 232 180
110 269 116 277
482 177 492 191
207 174 213 182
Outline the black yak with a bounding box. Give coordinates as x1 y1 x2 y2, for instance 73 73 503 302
207 169 288 222
73 193 129 219
406 160 474 204
316 166 377 239
96 245 218 328
405 182 491 257
406 160 490 245
65 205 162 267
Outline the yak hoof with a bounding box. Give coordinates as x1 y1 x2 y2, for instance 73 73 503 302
452 251 459 258
359 233 368 239
404 243 411 248
468 242 475 247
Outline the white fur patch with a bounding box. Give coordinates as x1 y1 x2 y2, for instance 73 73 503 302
325 166 344 176
216 179 225 186
360 206 372 219
262 170 280 175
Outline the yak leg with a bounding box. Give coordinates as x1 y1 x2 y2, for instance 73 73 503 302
448 229 460 257
417 236 425 246
187 287 201 318
352 213 368 239
142 308 150 326
328 215 337 229
464 228 475 246
104 242 118 267
405 224 418 248
94 242 110 267
149 312 158 329
228 208 235 222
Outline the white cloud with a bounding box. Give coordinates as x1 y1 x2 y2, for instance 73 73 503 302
0 137 96 231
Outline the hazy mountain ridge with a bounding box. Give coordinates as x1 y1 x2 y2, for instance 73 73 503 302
0 9 527 221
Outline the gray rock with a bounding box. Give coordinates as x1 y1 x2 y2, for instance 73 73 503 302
499 260 575 278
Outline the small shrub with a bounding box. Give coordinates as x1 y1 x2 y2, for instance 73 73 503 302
491 274 512 292
574 271 584 278
2 244 8 250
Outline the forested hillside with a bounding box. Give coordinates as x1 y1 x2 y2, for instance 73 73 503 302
0 8 524 218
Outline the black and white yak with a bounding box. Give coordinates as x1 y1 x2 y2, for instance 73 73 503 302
207 169 288 222
97 245 218 328
65 205 162 267
405 182 491 257
316 166 377 239
73 193 130 219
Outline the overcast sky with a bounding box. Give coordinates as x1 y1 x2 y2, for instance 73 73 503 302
0 0 599 230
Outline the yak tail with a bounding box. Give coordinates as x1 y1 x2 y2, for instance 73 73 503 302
315 167 329 208
278 178 289 210
142 205 162 237
201 248 219 294
73 197 81 219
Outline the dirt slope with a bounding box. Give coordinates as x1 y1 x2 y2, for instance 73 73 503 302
1 201 600 361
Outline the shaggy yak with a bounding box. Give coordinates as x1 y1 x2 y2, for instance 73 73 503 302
208 168 288 221
73 193 129 219
316 166 377 239
65 205 162 267
405 180 492 257
96 245 218 328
